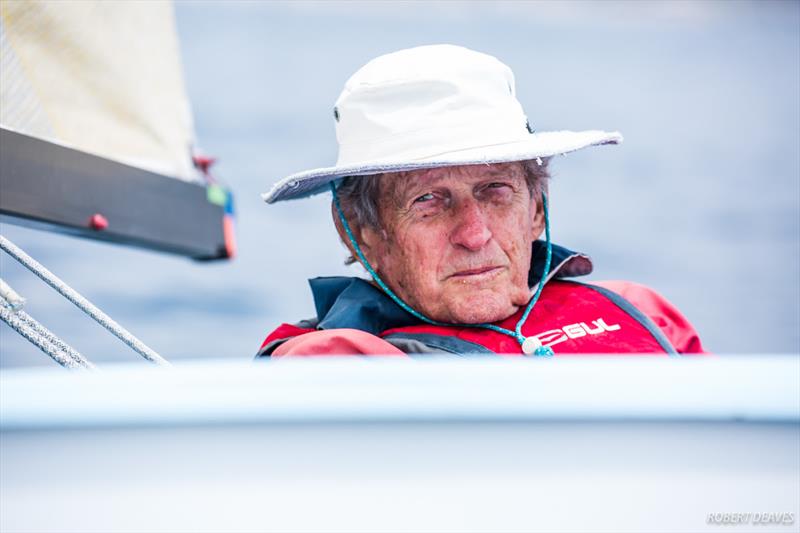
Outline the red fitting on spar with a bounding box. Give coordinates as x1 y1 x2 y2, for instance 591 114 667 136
88 213 108 231
192 154 217 175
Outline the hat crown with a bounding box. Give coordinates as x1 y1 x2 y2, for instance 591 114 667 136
342 44 515 95
261 44 622 204
332 45 530 165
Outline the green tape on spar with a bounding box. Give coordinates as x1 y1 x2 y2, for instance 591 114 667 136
207 185 227 207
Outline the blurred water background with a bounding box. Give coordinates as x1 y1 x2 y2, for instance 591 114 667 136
1 0 798 367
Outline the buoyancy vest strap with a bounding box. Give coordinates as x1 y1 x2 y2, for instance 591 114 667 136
575 281 679 355
383 332 496 356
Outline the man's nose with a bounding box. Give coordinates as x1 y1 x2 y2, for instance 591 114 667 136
449 199 492 251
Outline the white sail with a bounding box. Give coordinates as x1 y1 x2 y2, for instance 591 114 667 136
0 0 198 181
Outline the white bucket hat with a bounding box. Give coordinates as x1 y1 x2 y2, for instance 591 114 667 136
262 44 622 204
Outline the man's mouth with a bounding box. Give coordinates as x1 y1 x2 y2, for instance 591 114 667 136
448 266 504 281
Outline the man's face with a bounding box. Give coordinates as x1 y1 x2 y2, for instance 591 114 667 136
359 162 545 324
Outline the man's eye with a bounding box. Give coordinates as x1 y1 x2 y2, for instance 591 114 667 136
414 193 435 203
483 182 516 195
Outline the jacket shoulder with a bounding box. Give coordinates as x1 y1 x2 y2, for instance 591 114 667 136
256 322 317 357
590 280 707 354
257 323 407 358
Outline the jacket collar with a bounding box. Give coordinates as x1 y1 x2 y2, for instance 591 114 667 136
310 241 593 334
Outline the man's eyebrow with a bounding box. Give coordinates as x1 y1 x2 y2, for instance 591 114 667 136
483 164 520 177
391 169 446 203
389 165 523 204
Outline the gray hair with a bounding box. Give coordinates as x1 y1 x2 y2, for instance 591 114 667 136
334 159 551 264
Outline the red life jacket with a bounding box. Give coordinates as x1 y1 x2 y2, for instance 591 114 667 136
379 280 676 355
259 280 677 357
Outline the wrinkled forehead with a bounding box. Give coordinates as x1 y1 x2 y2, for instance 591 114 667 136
381 161 526 201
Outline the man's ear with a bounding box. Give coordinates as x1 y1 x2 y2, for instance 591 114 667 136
331 203 382 268
359 226 386 266
530 186 547 241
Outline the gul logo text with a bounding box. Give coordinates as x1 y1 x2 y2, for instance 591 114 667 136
533 318 621 347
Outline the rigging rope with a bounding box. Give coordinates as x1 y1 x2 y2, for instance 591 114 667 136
0 235 169 366
0 295 94 370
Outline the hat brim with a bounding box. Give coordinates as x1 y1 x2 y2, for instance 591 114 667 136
262 129 622 203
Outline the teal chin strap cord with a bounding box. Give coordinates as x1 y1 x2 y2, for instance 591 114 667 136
330 181 555 357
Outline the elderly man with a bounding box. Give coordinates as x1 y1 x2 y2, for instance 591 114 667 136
258 45 704 357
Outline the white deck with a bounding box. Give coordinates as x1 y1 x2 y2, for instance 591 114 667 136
2 356 798 532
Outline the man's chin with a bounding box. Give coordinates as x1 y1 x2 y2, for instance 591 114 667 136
436 296 518 325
